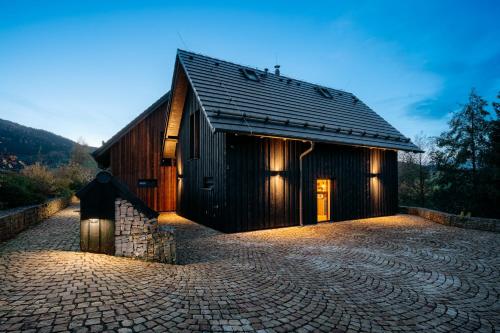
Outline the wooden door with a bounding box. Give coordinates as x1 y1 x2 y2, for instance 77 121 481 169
80 219 115 255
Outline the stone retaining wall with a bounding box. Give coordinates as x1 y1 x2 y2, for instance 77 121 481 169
114 198 176 264
0 197 71 241
400 206 500 233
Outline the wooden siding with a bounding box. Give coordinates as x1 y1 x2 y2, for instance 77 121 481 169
302 144 398 224
224 135 398 231
226 135 305 232
109 102 176 211
176 88 226 229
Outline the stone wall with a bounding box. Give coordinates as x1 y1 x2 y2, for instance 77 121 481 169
0 197 71 241
114 198 176 264
400 206 500 233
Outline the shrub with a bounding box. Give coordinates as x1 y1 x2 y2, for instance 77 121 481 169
0 160 95 209
0 172 46 208
20 163 55 197
54 163 94 192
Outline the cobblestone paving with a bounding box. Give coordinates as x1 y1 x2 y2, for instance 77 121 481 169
0 205 499 333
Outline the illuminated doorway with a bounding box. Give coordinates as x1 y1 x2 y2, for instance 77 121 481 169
316 179 331 222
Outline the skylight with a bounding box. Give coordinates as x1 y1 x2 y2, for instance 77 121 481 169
315 87 333 99
241 68 260 82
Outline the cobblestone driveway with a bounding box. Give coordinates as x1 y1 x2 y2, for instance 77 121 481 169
0 205 499 333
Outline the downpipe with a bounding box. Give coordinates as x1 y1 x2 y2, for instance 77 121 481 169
299 141 315 226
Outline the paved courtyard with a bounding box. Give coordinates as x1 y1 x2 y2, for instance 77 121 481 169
0 205 499 333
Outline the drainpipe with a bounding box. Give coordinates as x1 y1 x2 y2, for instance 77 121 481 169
299 141 315 226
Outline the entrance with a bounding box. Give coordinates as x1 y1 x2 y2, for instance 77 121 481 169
316 179 331 222
80 218 115 255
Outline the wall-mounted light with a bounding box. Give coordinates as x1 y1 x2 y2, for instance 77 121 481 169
368 173 380 178
177 174 183 179
89 218 99 224
268 170 286 177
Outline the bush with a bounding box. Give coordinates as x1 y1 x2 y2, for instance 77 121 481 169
0 172 46 208
0 161 95 209
20 163 55 197
54 163 94 192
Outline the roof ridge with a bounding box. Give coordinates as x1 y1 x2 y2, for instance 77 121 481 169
177 49 352 96
176 49 420 152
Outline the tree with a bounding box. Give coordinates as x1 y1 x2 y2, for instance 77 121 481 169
398 133 432 207
71 137 97 170
483 92 500 217
489 92 500 169
433 89 491 215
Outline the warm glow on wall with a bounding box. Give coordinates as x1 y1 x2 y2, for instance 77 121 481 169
176 156 183 176
269 139 286 172
371 151 380 175
370 149 383 208
267 139 287 202
270 171 285 203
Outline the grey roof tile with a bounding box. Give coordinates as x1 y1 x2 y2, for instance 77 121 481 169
178 49 420 152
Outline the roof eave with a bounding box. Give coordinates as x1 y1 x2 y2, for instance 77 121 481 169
216 127 421 152
92 91 170 160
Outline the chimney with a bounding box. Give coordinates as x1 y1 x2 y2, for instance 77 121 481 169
264 68 269 76
274 65 280 76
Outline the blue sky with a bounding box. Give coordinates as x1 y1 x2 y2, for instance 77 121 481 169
1 1 499 147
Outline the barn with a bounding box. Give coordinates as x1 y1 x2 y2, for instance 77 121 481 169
94 49 420 232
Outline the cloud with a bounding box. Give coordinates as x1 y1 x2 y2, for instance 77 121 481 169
409 52 500 119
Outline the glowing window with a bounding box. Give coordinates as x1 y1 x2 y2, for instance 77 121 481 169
317 179 331 222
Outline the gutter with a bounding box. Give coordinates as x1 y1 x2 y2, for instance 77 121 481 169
299 141 315 226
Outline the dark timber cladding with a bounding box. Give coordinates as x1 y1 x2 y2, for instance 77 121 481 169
92 93 176 212
225 135 397 231
176 87 226 230
226 135 304 231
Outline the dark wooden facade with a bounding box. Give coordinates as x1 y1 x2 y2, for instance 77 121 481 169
176 88 227 229
225 135 397 232
175 90 398 232
107 101 176 212
301 143 398 224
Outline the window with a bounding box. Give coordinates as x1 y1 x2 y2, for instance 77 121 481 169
315 87 333 99
189 110 200 159
137 179 158 188
240 68 260 82
202 176 214 190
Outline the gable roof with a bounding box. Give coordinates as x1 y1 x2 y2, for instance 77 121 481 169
176 49 421 152
93 92 170 162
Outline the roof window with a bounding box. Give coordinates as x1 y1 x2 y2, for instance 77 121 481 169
240 68 260 82
315 87 333 99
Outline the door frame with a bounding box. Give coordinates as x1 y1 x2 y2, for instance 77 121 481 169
316 178 332 222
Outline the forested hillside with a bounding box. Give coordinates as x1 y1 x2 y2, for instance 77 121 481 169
0 118 90 169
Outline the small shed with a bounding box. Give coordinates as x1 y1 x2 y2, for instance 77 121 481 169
76 171 159 255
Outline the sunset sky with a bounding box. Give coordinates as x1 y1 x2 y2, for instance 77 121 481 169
1 0 499 147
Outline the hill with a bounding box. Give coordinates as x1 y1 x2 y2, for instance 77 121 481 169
0 118 91 170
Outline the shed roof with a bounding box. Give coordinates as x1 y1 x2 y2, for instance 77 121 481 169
93 92 170 162
177 49 420 152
